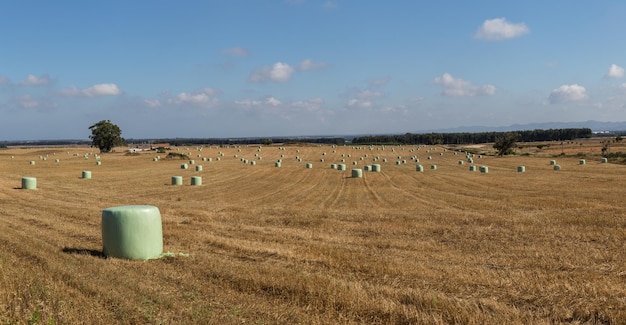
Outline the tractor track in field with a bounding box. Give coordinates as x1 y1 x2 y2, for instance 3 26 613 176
318 171 347 210
379 171 446 209
215 168 317 212
362 174 385 207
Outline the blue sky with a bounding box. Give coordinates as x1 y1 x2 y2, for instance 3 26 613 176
1 1 626 140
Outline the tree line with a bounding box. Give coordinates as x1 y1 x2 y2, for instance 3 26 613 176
351 128 592 145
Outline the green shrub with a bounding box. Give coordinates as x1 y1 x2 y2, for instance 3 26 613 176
166 152 190 160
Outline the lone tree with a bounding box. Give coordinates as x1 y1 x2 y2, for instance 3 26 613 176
493 132 519 156
89 120 125 153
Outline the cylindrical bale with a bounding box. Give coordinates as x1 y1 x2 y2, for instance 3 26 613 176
550 160 556 165
171 176 183 185
101 205 163 260
554 165 561 170
275 161 281 167
579 159 585 165
517 166 526 172
431 165 437 170
191 176 202 186
402 160 407 164
55 159 60 163
396 161 401 165
338 164 346 171
250 161 256 165
82 171 92 179
195 165 203 172
372 164 381 172
320 159 325 162
351 168 363 178
469 165 477 172
458 160 464 165
427 156 432 160
96 161 102 166
480 166 489 173
330 164 337 169
29 161 36 165
601 158 608 163
153 157 158 162
364 165 371 171
468 158 473 163
189 160 195 165
352 161 358 165
306 163 313 169
416 165 424 172
181 163 188 169
21 177 37 190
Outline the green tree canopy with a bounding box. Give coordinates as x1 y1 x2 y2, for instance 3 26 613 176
89 120 125 153
493 132 519 156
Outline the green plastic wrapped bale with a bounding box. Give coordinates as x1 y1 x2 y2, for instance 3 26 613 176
479 166 488 173
416 165 424 172
82 171 92 179
29 161 36 165
469 165 477 172
554 165 561 171
275 162 281 167
101 205 163 260
579 159 585 165
601 158 608 163
330 164 337 169
351 168 363 178
372 164 381 172
517 166 526 172
430 165 437 170
171 176 183 185
22 177 37 190
306 163 313 169
181 163 188 169
191 176 202 186
96 161 102 166
338 164 346 171
195 165 203 172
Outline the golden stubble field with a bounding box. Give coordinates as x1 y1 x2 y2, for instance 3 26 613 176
0 140 624 324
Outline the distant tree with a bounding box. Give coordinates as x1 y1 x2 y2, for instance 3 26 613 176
89 120 125 153
493 132 519 156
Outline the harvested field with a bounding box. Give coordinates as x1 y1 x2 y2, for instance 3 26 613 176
0 143 625 324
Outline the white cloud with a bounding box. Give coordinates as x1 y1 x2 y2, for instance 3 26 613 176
606 64 624 79
292 97 324 111
235 96 282 108
297 59 327 71
367 77 391 87
433 73 496 97
143 99 161 108
474 18 529 41
167 88 220 106
548 84 588 104
220 47 250 57
0 76 9 84
60 83 122 97
20 74 51 86
248 62 294 83
14 95 40 109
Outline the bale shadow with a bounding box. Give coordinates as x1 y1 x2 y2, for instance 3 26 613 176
62 247 106 258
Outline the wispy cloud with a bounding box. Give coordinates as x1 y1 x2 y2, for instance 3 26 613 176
248 62 295 83
220 47 251 57
474 18 529 41
60 83 122 97
433 73 496 97
296 59 328 71
19 74 51 86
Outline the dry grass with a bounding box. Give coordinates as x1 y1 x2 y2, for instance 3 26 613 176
0 141 624 324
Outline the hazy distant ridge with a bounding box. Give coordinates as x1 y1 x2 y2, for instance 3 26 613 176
418 120 626 134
